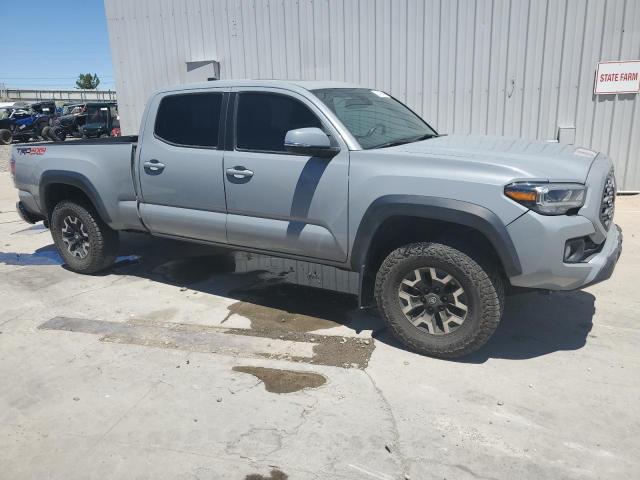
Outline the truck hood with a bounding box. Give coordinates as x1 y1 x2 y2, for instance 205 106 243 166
389 134 599 182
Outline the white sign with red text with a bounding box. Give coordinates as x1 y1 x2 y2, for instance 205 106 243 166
594 61 640 94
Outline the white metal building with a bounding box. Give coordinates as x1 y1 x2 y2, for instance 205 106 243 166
105 0 640 190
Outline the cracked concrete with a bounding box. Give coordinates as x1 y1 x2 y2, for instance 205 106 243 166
1 172 640 479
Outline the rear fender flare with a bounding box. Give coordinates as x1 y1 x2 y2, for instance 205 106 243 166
39 170 111 223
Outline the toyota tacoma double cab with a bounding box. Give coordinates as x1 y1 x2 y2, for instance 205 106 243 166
11 80 622 358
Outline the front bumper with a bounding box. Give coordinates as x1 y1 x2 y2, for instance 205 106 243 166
507 211 622 290
581 224 622 288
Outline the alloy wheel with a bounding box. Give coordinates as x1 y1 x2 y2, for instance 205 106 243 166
61 215 90 259
398 267 468 335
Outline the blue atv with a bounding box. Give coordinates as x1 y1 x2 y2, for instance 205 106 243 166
0 101 56 144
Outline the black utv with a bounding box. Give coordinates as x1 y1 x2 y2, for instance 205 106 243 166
80 102 118 138
50 102 118 141
49 103 86 141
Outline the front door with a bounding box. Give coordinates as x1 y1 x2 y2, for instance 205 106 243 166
223 89 349 262
137 89 227 243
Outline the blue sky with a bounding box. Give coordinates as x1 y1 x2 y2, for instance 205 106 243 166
0 0 114 90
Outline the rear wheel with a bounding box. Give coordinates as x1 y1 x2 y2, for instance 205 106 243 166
50 200 119 274
375 242 504 358
49 126 67 142
0 129 11 145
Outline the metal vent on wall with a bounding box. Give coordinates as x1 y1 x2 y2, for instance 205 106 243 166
185 60 220 83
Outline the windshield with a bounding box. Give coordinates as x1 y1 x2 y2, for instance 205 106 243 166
312 88 436 149
64 105 84 115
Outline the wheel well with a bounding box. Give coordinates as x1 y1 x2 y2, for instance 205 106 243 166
360 216 506 306
43 183 94 219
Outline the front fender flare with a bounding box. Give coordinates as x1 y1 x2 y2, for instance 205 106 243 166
350 195 522 277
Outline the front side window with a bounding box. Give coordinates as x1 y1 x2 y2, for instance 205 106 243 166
235 92 322 152
155 92 222 148
312 88 436 149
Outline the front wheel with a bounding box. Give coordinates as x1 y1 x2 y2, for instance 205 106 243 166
50 200 119 274
41 126 51 140
375 242 504 358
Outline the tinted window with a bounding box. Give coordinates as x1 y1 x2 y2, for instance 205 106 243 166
236 92 322 152
155 93 222 147
313 88 436 149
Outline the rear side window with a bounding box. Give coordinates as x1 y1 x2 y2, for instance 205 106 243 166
235 92 322 152
154 92 222 148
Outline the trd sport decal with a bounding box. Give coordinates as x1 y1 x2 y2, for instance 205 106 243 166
16 147 47 155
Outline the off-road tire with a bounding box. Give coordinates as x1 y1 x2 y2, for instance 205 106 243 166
0 129 13 144
35 121 47 139
41 126 51 141
50 200 119 274
49 126 66 142
375 242 504 359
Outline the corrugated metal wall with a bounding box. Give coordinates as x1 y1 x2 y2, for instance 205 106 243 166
105 0 640 189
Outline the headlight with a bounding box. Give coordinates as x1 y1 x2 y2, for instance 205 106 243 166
504 182 586 215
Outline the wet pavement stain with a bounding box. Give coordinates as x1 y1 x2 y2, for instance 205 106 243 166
245 469 288 480
223 282 357 333
227 328 375 369
232 366 326 394
39 316 375 369
151 254 236 284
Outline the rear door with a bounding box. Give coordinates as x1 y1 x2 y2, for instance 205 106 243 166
223 88 349 261
137 89 228 243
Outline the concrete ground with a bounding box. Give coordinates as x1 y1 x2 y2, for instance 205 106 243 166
1 168 639 480
0 144 11 173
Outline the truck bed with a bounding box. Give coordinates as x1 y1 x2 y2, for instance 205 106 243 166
12 136 143 232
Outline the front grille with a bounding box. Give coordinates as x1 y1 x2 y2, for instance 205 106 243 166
600 169 616 230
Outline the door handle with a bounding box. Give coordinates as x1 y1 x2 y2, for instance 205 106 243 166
144 159 165 173
226 166 254 179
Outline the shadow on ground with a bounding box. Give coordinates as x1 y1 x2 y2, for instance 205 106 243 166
0 244 63 266
373 288 595 362
7 230 596 361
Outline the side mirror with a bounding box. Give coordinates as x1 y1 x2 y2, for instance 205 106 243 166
284 127 339 157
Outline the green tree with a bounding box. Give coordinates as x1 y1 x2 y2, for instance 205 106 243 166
75 73 101 90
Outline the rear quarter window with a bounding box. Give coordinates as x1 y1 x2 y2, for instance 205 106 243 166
154 92 222 148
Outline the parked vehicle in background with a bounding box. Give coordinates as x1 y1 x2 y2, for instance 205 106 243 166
10 80 623 358
49 102 119 141
0 101 55 144
50 103 86 141
80 102 118 138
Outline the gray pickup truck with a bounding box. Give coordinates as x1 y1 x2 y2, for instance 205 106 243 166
11 80 622 358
